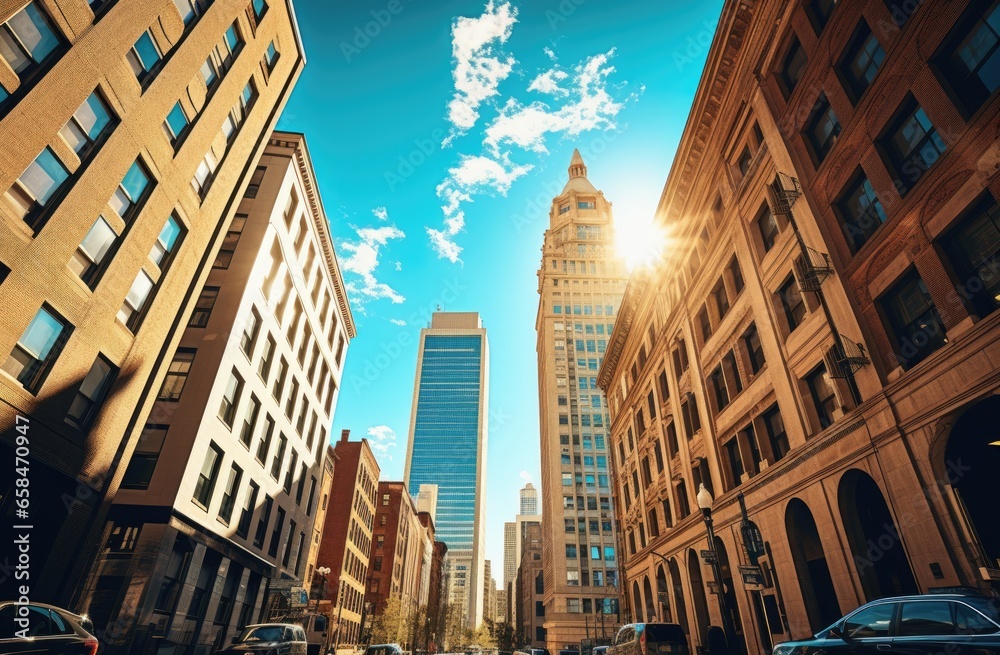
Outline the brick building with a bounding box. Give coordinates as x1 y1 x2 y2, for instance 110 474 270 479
0 0 303 605
316 430 380 647
598 1 1000 654
515 519 544 647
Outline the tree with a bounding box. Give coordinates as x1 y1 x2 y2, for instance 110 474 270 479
494 622 516 652
371 597 407 645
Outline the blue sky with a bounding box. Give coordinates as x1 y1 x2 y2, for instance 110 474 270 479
277 0 723 573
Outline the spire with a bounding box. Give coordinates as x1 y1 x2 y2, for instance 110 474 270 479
568 148 587 179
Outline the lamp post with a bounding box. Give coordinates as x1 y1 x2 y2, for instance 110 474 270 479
315 567 332 609
696 483 738 655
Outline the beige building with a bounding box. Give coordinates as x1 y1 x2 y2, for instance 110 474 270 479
317 431 380 647
504 483 543 591
77 132 354 653
0 0 304 606
305 445 338 596
598 1 1000 653
535 151 628 650
514 519 544 647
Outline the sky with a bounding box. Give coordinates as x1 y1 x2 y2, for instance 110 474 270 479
277 0 724 577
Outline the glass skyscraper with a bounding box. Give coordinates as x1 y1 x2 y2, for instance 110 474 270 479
404 312 489 630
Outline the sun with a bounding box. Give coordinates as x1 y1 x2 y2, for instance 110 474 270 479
615 219 669 272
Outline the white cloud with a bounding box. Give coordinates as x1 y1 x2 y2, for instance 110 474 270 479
390 318 407 326
394 261 402 271
444 1 518 138
366 425 397 461
428 152 533 262
519 470 533 484
484 49 630 154
338 209 406 307
542 46 556 61
527 69 569 96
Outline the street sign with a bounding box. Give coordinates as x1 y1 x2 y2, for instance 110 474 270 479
269 580 296 591
706 581 720 595
291 587 309 608
739 565 765 589
700 549 718 564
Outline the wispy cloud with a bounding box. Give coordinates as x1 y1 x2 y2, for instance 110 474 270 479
366 425 398 461
390 318 407 326
444 1 518 140
519 470 533 484
485 50 631 154
429 152 533 262
338 207 406 310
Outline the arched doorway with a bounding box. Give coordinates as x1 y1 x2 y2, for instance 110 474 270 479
714 538 747 654
656 565 671 622
687 549 711 644
785 499 841 633
632 580 644 622
943 397 1000 577
838 469 917 600
669 558 689 638
643 576 656 622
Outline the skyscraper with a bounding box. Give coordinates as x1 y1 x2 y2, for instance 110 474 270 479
0 0 303 605
535 150 627 650
404 311 489 629
520 481 539 515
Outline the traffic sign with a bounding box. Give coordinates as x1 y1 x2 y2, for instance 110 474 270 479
700 549 718 564
739 565 765 589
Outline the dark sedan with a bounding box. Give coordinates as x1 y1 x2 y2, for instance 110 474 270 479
0 601 98 655
772 592 1000 655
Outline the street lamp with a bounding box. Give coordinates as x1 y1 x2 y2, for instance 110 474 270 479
696 484 738 654
315 567 332 605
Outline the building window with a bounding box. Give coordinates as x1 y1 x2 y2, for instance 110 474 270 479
725 438 744 488
712 278 730 320
200 55 219 92
163 101 190 147
263 40 279 71
241 307 261 357
158 349 195 400
728 255 744 294
880 100 946 196
0 3 63 86
268 506 285 557
126 30 163 86
254 496 273 548
251 0 268 22
737 146 752 176
259 334 276 380
188 287 219 328
803 93 841 164
697 306 712 342
2 305 71 393
836 170 887 253
150 214 184 270
221 21 244 67
239 394 260 448
839 21 885 102
121 424 166 489
880 271 948 369
805 0 838 34
763 405 789 462
118 269 154 331
935 0 1000 116
60 89 115 160
219 369 244 428
109 158 153 221
806 363 837 429
218 464 243 524
70 217 118 287
65 354 116 430
236 480 259 539
214 214 247 269
941 194 1000 318
270 433 287 479
779 38 807 97
247 166 266 199
758 206 780 252
272 357 288 401
6 146 70 229
191 149 219 198
778 274 806 333
743 323 765 374
193 442 223 508
256 414 275 464
172 0 210 26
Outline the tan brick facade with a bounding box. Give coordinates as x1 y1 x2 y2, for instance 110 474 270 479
598 1 1000 654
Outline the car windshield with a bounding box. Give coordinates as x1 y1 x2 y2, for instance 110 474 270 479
643 624 686 642
239 626 285 642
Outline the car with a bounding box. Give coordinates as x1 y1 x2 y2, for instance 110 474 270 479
608 623 688 655
513 647 551 655
592 646 609 655
771 591 1000 655
218 623 308 655
0 601 98 655
364 644 405 655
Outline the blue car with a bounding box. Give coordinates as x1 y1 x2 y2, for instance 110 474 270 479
772 592 1000 655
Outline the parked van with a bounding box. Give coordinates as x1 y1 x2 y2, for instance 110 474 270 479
608 623 688 655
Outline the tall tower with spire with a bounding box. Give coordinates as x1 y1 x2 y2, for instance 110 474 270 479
534 149 628 649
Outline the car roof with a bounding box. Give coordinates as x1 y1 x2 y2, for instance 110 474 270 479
245 623 302 629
